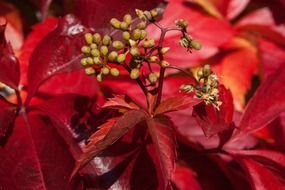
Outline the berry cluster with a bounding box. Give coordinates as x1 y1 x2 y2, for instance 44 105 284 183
180 64 222 109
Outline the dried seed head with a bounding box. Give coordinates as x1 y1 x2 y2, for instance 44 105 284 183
110 68 120 76
130 68 140 79
84 33 93 44
110 18 121 29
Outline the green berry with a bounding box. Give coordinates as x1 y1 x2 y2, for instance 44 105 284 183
86 57 94 65
101 67 110 75
110 68 120 76
120 22 128 30
122 31 130 41
91 49 100 57
190 40 202 50
130 68 140 79
80 58 88 66
203 64 211 77
102 35 111 46
149 56 158 62
130 47 140 56
108 51 118 62
93 57 102 65
150 9 158 18
140 30 147 40
96 74 103 82
143 39 154 48
117 54 126 63
85 67 95 75
93 33 101 44
110 18 121 29
136 21 146 29
148 72 158 84
161 60 170 68
161 47 170 54
112 41 125 50
123 14 132 25
132 29 141 40
81 46 90 54
100 46 109 56
90 43 97 49
84 33 93 44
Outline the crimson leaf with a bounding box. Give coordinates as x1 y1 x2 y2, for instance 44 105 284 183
73 109 147 176
0 24 20 90
102 95 141 110
26 15 86 105
146 116 177 189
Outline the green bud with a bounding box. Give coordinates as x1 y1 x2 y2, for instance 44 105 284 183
102 35 111 46
86 57 94 65
203 64 211 77
110 18 121 29
135 9 147 21
85 67 95 75
120 22 129 30
100 46 109 56
148 72 158 84
101 67 110 75
81 46 91 54
161 60 170 68
123 14 132 25
132 29 141 40
130 47 140 56
112 41 125 50
143 39 154 48
93 57 102 65
110 68 120 76
122 31 130 41
129 39 136 47
91 49 100 57
96 74 103 82
93 33 101 44
90 43 97 49
149 56 158 62
80 58 88 66
108 51 118 62
150 9 158 18
136 21 146 29
117 54 126 63
161 47 170 54
175 19 189 29
130 68 140 79
140 30 147 40
190 40 202 50
84 33 93 44
197 68 203 78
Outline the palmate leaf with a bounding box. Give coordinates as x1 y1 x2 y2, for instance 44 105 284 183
102 95 141 110
146 116 177 189
72 109 147 176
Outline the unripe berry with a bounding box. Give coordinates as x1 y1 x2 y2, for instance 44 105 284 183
120 22 128 30
90 43 97 49
117 54 126 63
161 60 170 68
85 67 95 75
108 51 118 62
84 33 93 44
80 58 88 66
161 47 170 54
86 57 94 65
203 64 211 77
96 74 103 82
110 68 120 76
93 57 102 65
93 33 101 44
136 21 146 29
140 30 147 40
175 19 189 29
197 68 203 78
122 31 130 41
91 49 100 57
101 67 110 75
132 29 141 40
102 35 111 46
148 72 158 84
110 18 121 29
130 68 140 79
149 56 158 62
81 46 90 54
130 47 140 56
190 40 202 50
135 9 147 21
129 39 136 47
150 9 158 18
123 14 132 25
143 39 154 48
100 46 108 56
112 41 125 50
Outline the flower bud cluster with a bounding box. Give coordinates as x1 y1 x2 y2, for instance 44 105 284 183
180 64 221 109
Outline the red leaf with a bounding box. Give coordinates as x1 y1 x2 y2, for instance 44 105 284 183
73 110 147 175
0 96 17 138
146 116 177 188
237 158 285 190
233 64 285 139
102 95 141 110
193 85 234 137
26 15 86 104
74 0 163 29
0 115 81 189
155 96 200 115
0 24 20 90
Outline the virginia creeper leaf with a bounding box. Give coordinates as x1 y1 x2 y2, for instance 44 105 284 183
234 63 285 139
0 23 20 90
102 95 140 110
146 116 177 189
0 96 17 139
26 14 86 104
73 110 147 176
155 96 200 115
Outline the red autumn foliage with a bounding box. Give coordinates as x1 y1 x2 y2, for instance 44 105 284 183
0 0 285 189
